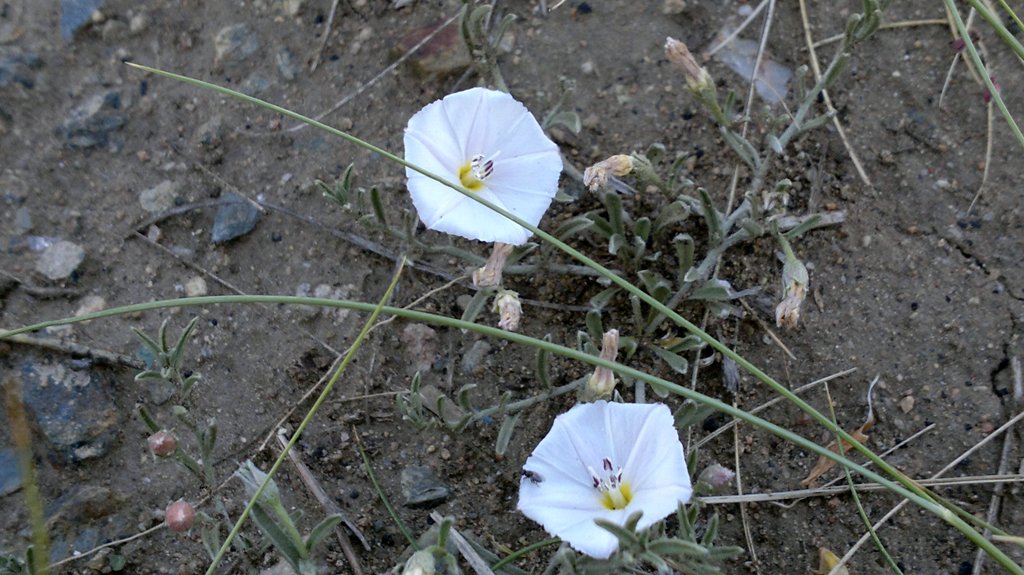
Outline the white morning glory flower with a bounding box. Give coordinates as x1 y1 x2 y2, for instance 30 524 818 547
517 401 693 559
403 87 562 245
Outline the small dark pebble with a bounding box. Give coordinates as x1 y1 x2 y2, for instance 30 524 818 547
575 2 592 14
271 232 283 242
702 413 726 433
349 489 359 499
959 561 973 575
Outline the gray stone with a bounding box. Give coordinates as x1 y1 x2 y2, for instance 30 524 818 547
240 72 271 96
60 0 105 40
139 180 178 214
461 340 491 375
214 24 259 65
0 52 43 89
400 465 451 508
19 357 121 463
400 324 438 374
0 449 22 497
36 240 85 281
14 207 32 231
57 90 126 149
276 48 299 82
212 193 260 243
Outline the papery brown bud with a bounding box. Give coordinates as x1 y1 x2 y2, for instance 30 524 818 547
147 430 177 457
165 499 195 532
583 154 634 192
665 37 712 92
775 256 808 329
582 329 620 401
493 290 522 332
472 242 514 288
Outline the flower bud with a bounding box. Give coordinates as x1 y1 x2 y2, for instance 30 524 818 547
582 329 619 402
665 37 712 93
147 430 177 457
696 464 736 494
775 254 808 329
492 290 522 332
583 154 634 192
165 499 196 533
472 242 514 288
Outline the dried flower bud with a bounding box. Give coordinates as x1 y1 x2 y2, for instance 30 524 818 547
697 463 736 494
147 430 177 457
165 500 195 533
493 290 522 332
472 242 514 288
775 255 808 329
583 154 634 192
582 329 619 402
665 37 712 93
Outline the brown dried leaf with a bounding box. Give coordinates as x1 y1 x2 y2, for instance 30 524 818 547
800 423 870 487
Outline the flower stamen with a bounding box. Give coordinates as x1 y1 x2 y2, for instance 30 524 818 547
459 152 500 191
589 457 632 510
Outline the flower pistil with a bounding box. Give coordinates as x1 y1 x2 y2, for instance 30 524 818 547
589 457 633 510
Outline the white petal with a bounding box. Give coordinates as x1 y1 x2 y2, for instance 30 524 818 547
620 405 692 493
628 484 693 532
427 189 531 245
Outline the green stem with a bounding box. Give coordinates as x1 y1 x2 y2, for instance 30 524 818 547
492 537 562 570
199 262 405 574
3 294 1020 573
951 0 1024 152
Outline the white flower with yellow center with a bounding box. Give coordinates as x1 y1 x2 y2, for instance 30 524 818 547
403 87 562 245
517 401 693 559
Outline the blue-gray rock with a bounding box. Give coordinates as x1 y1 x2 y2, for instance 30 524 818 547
15 207 32 232
57 90 126 149
0 449 22 497
19 357 121 463
276 48 299 82
0 52 43 89
212 193 260 243
214 24 259 65
400 465 451 508
60 0 105 40
35 240 85 281
45 485 126 563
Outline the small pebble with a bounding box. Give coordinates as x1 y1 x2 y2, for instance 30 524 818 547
36 240 85 281
184 276 208 297
138 180 178 214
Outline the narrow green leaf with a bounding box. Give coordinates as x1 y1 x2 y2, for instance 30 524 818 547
304 514 344 553
495 412 521 457
649 345 689 374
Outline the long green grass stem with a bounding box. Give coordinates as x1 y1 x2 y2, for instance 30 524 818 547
199 260 405 574
824 385 901 575
356 436 419 550
492 537 562 570
3 295 1020 572
950 0 1024 152
58 63 1014 571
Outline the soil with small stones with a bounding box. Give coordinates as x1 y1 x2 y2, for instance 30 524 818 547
2 1 1023 574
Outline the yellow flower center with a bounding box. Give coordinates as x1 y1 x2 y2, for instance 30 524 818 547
458 161 485 191
598 481 633 510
